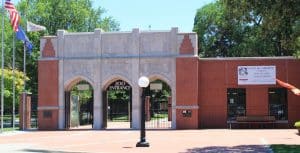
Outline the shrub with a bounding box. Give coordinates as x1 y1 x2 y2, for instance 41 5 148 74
295 121 300 128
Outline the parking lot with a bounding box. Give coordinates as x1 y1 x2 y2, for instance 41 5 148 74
0 129 299 153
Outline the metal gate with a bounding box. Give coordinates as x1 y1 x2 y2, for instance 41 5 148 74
30 94 38 128
104 80 132 129
146 96 172 129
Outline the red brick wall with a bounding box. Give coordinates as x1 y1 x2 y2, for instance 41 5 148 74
176 57 198 129
198 58 300 128
176 109 198 129
38 60 59 130
246 87 268 115
38 110 59 130
287 60 300 127
198 60 227 128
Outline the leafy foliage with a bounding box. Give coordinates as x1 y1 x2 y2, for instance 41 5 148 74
295 121 300 128
70 81 93 106
193 0 300 57
108 90 130 102
0 68 27 114
149 79 171 102
271 145 300 153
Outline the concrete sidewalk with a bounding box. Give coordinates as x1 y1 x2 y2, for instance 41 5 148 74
0 129 299 153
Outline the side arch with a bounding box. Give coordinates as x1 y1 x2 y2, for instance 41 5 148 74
63 75 95 129
64 75 95 91
146 73 174 129
148 74 173 87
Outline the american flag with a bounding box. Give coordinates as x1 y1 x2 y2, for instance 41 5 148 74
4 0 20 32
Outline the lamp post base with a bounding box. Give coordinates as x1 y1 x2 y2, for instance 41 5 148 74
136 141 150 147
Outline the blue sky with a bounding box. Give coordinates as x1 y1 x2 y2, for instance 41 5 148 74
12 0 215 32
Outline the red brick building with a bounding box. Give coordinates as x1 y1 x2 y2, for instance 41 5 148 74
38 28 300 130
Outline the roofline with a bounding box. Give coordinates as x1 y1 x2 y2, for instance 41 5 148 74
198 56 297 61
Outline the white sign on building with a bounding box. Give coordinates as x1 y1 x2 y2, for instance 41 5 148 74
238 66 276 85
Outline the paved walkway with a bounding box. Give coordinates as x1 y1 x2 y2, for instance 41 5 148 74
0 129 299 153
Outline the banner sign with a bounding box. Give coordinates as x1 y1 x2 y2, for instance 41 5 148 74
150 83 162 90
77 84 89 90
238 66 276 85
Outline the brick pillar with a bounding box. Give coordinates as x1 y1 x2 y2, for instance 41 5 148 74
38 60 59 130
168 97 172 121
176 57 199 129
38 37 59 130
19 93 31 130
176 34 199 129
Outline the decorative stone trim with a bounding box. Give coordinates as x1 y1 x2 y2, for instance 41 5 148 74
42 38 55 57
179 34 194 55
37 106 60 110
175 105 199 109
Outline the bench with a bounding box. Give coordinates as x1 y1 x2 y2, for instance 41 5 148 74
228 115 276 129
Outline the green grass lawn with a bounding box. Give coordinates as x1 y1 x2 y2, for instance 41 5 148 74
2 127 19 132
271 145 300 153
109 114 129 121
108 112 169 122
152 113 168 119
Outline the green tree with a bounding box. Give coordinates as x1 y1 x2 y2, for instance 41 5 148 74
223 0 299 56
194 0 300 57
0 68 27 124
70 81 93 106
193 1 249 57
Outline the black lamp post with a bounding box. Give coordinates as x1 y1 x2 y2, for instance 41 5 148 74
136 76 150 147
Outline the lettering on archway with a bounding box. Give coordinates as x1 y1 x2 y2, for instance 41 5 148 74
108 80 131 91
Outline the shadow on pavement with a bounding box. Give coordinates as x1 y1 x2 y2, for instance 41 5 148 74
21 149 87 153
181 145 273 153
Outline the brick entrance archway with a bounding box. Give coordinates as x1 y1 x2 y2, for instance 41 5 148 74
38 28 199 130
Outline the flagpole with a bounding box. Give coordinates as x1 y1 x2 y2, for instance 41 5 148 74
1 0 5 133
12 33 15 130
22 1 27 131
22 43 25 130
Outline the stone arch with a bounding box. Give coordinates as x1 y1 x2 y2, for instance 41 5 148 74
63 75 95 129
64 76 95 91
148 74 172 87
146 73 174 129
101 75 133 129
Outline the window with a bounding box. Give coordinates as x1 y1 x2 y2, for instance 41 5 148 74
269 88 287 120
227 88 246 120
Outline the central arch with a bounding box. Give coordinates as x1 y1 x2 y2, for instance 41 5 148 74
102 78 133 129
